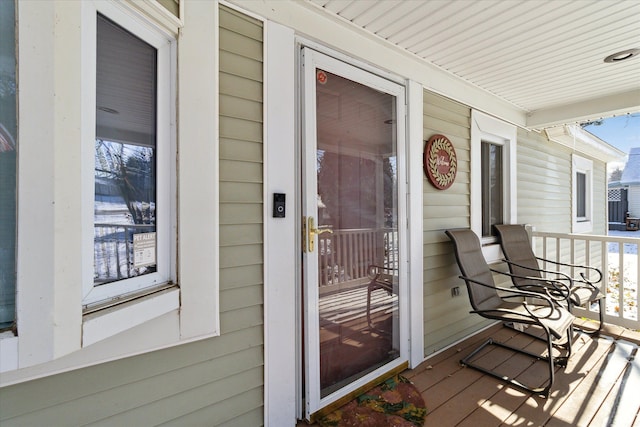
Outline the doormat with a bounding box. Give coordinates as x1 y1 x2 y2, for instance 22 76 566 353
317 375 427 427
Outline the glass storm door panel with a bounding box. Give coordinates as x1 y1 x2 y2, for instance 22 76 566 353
302 48 407 417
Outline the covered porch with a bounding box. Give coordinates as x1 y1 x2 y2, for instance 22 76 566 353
301 229 639 425
318 228 640 330
406 322 640 427
300 322 640 427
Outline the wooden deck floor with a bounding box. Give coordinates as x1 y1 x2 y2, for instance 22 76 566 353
299 320 640 426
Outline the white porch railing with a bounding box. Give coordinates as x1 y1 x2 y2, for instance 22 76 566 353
318 228 398 289
531 230 639 331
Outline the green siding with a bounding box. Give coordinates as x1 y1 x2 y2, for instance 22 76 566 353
0 327 264 425
0 5 265 426
422 91 493 356
157 0 179 18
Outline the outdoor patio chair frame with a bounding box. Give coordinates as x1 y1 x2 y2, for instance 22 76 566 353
446 228 574 398
495 224 605 334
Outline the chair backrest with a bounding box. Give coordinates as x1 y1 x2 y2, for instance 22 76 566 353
494 224 542 288
445 229 502 312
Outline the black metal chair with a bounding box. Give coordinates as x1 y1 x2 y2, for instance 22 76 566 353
495 224 605 334
445 228 574 397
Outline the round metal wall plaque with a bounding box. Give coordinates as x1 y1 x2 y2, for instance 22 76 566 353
424 134 457 190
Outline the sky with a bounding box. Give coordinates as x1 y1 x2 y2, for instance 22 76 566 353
582 113 640 172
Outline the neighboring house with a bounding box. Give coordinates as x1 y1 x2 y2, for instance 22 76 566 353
621 148 640 218
0 1 632 426
608 180 629 229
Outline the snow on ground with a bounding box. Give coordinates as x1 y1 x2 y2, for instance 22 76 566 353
605 230 639 321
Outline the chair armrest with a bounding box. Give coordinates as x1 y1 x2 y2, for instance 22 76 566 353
490 268 571 303
501 259 574 284
459 275 558 320
535 256 603 287
368 265 397 293
367 264 398 280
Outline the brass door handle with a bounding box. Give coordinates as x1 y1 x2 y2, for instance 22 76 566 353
307 216 332 253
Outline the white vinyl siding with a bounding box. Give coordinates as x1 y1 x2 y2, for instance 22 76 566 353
517 129 606 236
516 129 606 273
629 186 640 218
517 129 572 232
592 160 607 233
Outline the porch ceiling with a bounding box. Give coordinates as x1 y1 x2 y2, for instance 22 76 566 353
305 0 640 129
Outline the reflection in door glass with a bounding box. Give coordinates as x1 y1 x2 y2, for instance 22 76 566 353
315 70 399 397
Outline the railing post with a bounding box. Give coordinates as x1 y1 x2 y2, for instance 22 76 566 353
618 241 625 322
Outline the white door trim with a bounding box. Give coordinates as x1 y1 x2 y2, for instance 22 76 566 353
263 21 297 427
263 28 425 425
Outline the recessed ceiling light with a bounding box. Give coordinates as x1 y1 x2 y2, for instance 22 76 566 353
604 48 640 63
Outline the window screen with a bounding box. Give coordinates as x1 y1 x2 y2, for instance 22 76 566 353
0 0 17 329
481 142 503 237
576 172 586 219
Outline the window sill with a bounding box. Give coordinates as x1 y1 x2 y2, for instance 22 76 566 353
0 332 18 373
82 286 179 347
481 243 503 264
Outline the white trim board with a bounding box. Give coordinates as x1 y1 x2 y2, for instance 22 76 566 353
263 21 297 427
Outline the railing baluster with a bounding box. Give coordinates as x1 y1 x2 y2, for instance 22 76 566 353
333 231 347 281
601 239 608 316
585 240 591 282
531 230 639 330
618 241 625 322
636 240 640 322
345 233 356 279
570 238 575 278
358 232 363 278
331 233 337 284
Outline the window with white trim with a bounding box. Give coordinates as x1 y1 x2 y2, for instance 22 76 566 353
471 110 517 262
481 141 503 238
2 0 219 380
83 8 175 308
572 154 593 233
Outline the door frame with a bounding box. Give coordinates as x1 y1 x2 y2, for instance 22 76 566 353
263 22 424 425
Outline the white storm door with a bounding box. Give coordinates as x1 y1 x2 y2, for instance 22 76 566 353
301 48 409 418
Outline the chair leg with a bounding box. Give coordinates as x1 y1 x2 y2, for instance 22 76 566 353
460 331 568 398
503 322 571 351
576 298 605 336
503 321 539 337
366 285 374 329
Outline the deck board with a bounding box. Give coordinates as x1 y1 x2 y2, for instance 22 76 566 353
297 322 640 426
